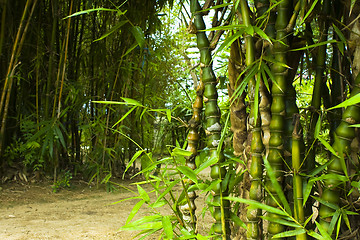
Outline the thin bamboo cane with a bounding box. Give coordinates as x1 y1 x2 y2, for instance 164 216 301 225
307 0 330 172
0 0 37 157
191 0 230 238
292 114 307 240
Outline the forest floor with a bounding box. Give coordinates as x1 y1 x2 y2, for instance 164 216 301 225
0 172 213 240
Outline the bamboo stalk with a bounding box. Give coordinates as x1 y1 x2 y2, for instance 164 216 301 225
179 61 204 232
319 72 360 232
266 0 292 238
191 0 230 238
292 114 307 240
238 1 265 239
307 0 330 173
0 0 37 157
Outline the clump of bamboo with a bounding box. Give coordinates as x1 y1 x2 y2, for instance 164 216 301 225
319 72 360 232
191 0 230 238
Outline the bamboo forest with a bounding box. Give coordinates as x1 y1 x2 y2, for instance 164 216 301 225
2 0 360 239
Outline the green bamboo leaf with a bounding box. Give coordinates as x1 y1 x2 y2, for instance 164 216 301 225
123 149 145 178
123 42 139 57
349 124 360 127
172 148 192 157
92 100 128 105
126 199 145 224
350 0 357 17
121 220 162 231
130 26 145 49
317 136 339 158
313 196 339 212
291 39 337 52
273 229 306 238
150 199 167 208
253 26 272 44
166 109 171 123
214 31 243 58
262 56 291 70
307 230 324 240
261 216 299 228
217 111 230 155
137 185 150 203
304 213 313 227
303 179 315 206
327 93 360 110
332 24 346 55
113 105 137 128
177 166 198 184
313 173 348 184
351 180 360 188
195 234 209 240
299 0 319 25
94 20 128 42
341 209 352 231
264 158 292 215
54 125 66 148
315 221 332 240
154 179 180 204
224 196 288 216
195 155 218 174
63 7 120 19
230 212 246 228
203 179 221 194
245 25 254 36
314 117 321 138
328 209 340 236
336 214 342 239
162 216 173 239
121 97 143 106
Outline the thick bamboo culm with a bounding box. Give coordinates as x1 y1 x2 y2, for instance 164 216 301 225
190 0 230 238
266 0 291 238
238 0 264 239
180 79 204 231
319 72 360 231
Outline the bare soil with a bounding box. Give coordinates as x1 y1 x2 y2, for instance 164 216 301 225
0 178 213 240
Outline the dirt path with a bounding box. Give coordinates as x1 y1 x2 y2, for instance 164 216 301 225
0 179 212 240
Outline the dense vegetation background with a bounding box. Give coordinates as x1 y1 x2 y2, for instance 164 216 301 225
1 0 360 239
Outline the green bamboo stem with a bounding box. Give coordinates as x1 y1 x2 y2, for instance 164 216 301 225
329 34 343 143
238 1 265 239
266 0 291 238
307 0 330 172
319 72 360 232
292 114 307 240
191 1 230 238
179 75 204 231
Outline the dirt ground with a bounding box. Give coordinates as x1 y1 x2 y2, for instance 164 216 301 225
0 177 213 240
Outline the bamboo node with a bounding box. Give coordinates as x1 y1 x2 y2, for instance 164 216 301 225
207 122 222 132
212 139 220 147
